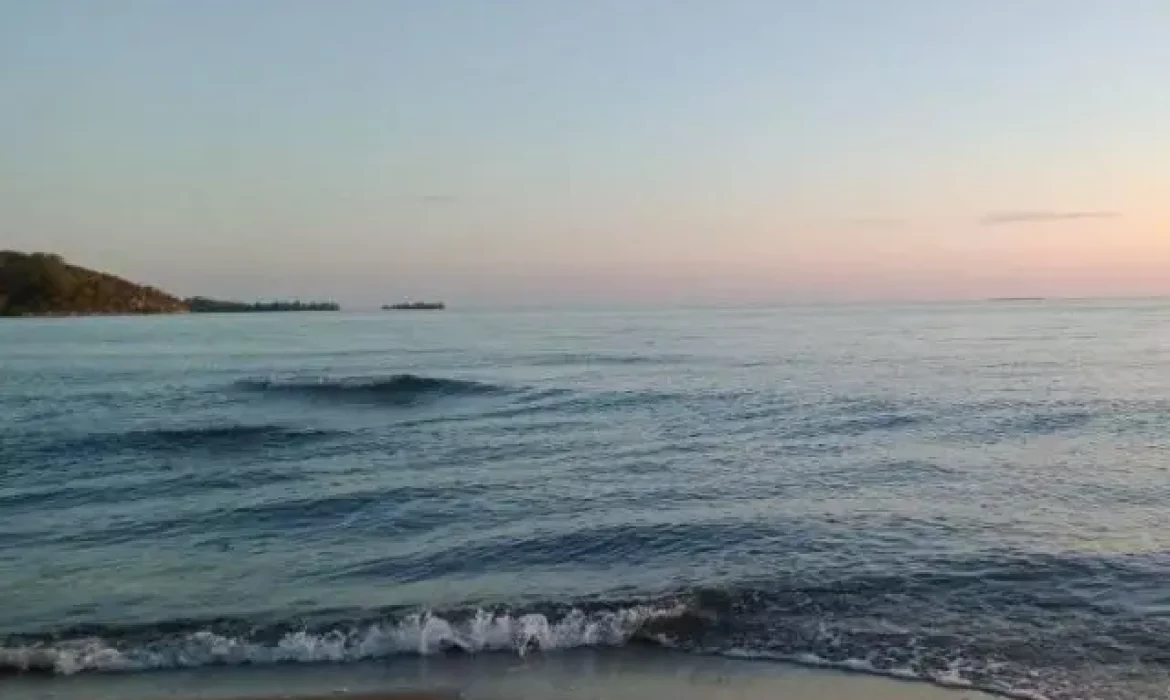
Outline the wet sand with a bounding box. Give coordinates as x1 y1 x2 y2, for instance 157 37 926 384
1 649 1002 700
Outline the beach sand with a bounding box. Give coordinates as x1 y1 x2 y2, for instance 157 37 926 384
2 649 1000 700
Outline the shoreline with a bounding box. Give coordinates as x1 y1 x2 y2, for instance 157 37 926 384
1 649 1004 700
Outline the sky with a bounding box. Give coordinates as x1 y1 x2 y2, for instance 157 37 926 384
1 0 1168 306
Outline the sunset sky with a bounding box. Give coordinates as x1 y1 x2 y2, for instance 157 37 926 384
2 1 1167 305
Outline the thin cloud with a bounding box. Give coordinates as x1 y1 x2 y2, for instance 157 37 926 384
978 211 1121 226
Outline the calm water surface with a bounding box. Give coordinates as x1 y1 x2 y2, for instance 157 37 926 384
3 302 1170 699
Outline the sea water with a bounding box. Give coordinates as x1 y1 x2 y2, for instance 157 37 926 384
3 302 1170 699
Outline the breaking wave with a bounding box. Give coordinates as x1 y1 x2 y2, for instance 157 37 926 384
0 605 677 676
0 600 1063 700
0 576 1147 699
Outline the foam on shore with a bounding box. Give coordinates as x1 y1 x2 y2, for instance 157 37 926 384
0 648 1002 700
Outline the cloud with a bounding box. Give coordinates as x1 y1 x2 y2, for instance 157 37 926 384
978 211 1120 226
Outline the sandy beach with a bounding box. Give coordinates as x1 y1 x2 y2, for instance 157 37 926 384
2 649 1002 700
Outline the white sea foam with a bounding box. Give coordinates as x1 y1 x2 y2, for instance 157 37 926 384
720 647 1051 700
0 606 1063 700
0 606 678 676
0 609 1072 700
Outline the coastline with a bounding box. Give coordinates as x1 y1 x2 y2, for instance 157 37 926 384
1 649 1002 700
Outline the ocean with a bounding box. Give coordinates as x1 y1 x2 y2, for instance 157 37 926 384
2 302 1170 700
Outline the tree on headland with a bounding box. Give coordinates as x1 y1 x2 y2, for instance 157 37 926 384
0 251 342 317
0 251 186 316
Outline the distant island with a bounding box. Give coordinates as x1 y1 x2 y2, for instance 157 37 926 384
383 302 445 310
0 251 342 317
187 297 340 313
0 251 187 316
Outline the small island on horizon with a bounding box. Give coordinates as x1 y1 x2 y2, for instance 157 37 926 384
383 301 446 311
0 251 341 317
187 297 340 313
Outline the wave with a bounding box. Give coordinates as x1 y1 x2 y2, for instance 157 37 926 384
0 601 1062 699
517 353 690 367
0 573 1146 698
0 425 335 510
0 605 678 676
113 425 338 452
946 409 1098 445
719 649 1049 700
237 374 503 405
995 410 1096 436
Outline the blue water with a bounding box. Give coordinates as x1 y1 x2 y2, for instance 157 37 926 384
3 303 1170 699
